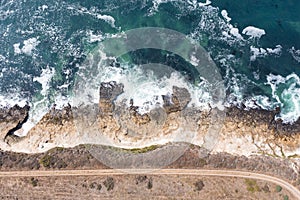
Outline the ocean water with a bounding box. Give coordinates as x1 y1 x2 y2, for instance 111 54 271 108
0 0 300 135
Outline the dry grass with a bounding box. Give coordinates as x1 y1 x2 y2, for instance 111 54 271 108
0 175 294 200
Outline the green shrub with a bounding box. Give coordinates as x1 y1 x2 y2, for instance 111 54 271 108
103 177 115 191
124 145 159 154
245 179 260 193
199 158 207 166
194 180 205 191
39 154 67 169
147 178 153 189
276 185 282 192
97 184 102 191
89 182 96 189
39 154 52 168
30 177 38 187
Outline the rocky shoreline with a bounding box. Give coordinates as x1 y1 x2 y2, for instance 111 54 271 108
0 81 300 173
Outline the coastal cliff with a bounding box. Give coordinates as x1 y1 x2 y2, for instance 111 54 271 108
0 81 300 162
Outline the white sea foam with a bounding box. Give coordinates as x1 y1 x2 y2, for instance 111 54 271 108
13 38 40 56
168 1 298 124
92 62 213 114
239 95 274 111
67 5 117 28
250 45 282 61
229 27 243 40
150 0 245 44
13 43 21 54
87 30 104 43
289 47 300 63
150 0 211 15
250 46 267 61
53 94 72 109
96 14 116 28
190 3 246 46
266 45 282 54
40 5 48 11
22 38 40 55
242 26 266 39
0 54 5 62
33 66 55 96
150 0 173 13
14 66 56 136
266 73 300 124
0 94 28 108
221 10 231 22
190 54 200 66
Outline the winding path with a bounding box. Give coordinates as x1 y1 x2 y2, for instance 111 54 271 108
0 169 299 199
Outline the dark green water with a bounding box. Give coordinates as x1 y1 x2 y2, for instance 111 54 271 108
0 0 300 129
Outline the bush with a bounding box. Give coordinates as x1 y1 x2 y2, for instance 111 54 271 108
136 175 147 184
89 182 96 189
39 154 67 169
262 184 270 193
30 177 38 187
103 177 115 191
147 178 153 189
276 185 282 192
39 155 52 168
245 179 260 192
97 184 102 191
194 180 205 191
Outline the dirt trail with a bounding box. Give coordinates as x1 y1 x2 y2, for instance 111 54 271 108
1 169 299 199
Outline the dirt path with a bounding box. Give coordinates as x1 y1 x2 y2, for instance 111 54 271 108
1 169 299 199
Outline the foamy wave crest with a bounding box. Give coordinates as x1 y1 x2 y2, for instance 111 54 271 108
98 63 213 114
14 66 56 136
266 73 300 124
0 94 28 108
66 4 118 28
250 45 282 61
289 47 300 63
242 26 266 39
225 69 300 124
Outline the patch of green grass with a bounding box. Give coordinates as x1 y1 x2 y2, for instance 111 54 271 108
122 145 160 154
39 154 53 168
48 147 64 153
283 195 289 200
245 179 261 193
82 144 160 154
276 185 282 192
199 158 207 166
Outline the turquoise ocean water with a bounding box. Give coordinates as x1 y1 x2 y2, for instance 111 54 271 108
1 0 300 133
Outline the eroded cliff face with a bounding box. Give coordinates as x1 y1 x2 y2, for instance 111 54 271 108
0 105 29 146
0 81 300 161
215 107 300 157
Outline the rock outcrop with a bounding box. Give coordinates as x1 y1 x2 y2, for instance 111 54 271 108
0 105 30 144
0 82 300 163
162 86 191 113
99 81 124 114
